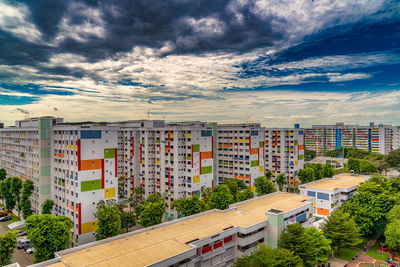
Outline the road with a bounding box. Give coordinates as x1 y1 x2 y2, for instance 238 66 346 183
0 219 33 267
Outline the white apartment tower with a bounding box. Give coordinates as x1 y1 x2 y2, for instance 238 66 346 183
116 121 214 220
216 124 265 190
0 117 63 214
51 124 119 244
263 125 305 186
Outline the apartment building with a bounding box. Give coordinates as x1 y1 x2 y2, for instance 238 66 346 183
393 126 400 150
216 124 265 190
115 121 215 221
305 122 395 155
51 124 119 245
0 117 63 214
263 125 304 185
299 173 367 218
36 192 314 267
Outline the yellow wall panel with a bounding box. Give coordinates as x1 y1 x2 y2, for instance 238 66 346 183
104 187 116 198
81 220 98 234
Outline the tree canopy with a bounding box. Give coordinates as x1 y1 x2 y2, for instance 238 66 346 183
140 193 166 227
386 148 400 171
41 199 54 214
25 214 72 263
0 231 17 266
275 173 287 191
209 184 234 210
322 209 361 254
0 168 6 182
21 179 34 219
385 204 400 250
171 194 205 217
94 199 121 240
254 176 276 196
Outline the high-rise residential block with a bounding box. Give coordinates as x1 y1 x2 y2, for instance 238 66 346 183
305 122 396 155
0 117 63 214
51 124 119 244
216 124 265 189
263 126 305 185
115 121 215 220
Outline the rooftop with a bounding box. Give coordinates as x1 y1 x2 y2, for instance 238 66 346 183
301 174 367 191
48 192 312 267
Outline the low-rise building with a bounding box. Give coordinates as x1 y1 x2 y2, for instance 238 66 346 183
299 173 367 218
36 192 314 267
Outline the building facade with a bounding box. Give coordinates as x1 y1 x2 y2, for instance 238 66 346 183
0 117 63 214
116 121 215 220
304 122 396 155
216 124 265 190
51 124 119 244
263 126 304 186
299 173 367 218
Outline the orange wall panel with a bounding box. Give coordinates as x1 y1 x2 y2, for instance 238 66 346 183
317 208 330 216
200 151 213 159
80 159 102 171
250 148 259 155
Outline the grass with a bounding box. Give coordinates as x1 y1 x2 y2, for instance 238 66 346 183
334 167 349 175
0 213 20 231
334 246 360 261
367 243 389 262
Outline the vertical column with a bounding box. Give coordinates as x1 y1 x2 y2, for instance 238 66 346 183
38 118 52 214
266 210 285 249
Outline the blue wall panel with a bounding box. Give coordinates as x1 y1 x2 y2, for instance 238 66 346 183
307 191 316 197
317 192 330 200
201 130 212 137
296 213 307 222
81 130 102 139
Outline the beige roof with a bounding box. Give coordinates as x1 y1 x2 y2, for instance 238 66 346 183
303 174 366 191
49 193 312 267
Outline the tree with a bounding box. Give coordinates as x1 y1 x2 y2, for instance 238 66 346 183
278 223 316 266
10 177 22 217
41 199 54 214
322 209 361 254
236 188 254 202
234 244 303 267
274 248 303 267
140 197 166 227
0 169 6 182
275 173 287 191
305 150 317 161
313 163 324 180
264 169 273 180
0 177 15 211
323 163 334 178
120 211 136 233
21 179 34 219
200 186 212 204
387 204 400 222
386 148 400 171
298 167 314 184
128 186 145 219
305 227 331 263
224 179 246 201
94 199 121 240
209 184 234 210
360 159 377 174
348 158 361 173
171 194 205 217
342 180 397 235
385 220 400 250
0 231 17 266
254 176 276 196
25 214 72 263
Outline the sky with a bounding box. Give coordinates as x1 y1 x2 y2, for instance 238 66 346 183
0 0 399 127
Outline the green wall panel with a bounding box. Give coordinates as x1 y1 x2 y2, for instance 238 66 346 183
81 179 102 192
259 141 264 148
104 148 115 159
201 166 212 174
39 119 51 139
251 160 258 167
40 184 51 195
299 154 304 160
40 166 50 176
193 144 200 153
40 148 50 158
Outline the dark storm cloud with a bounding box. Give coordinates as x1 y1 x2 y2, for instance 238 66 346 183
1 0 282 67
